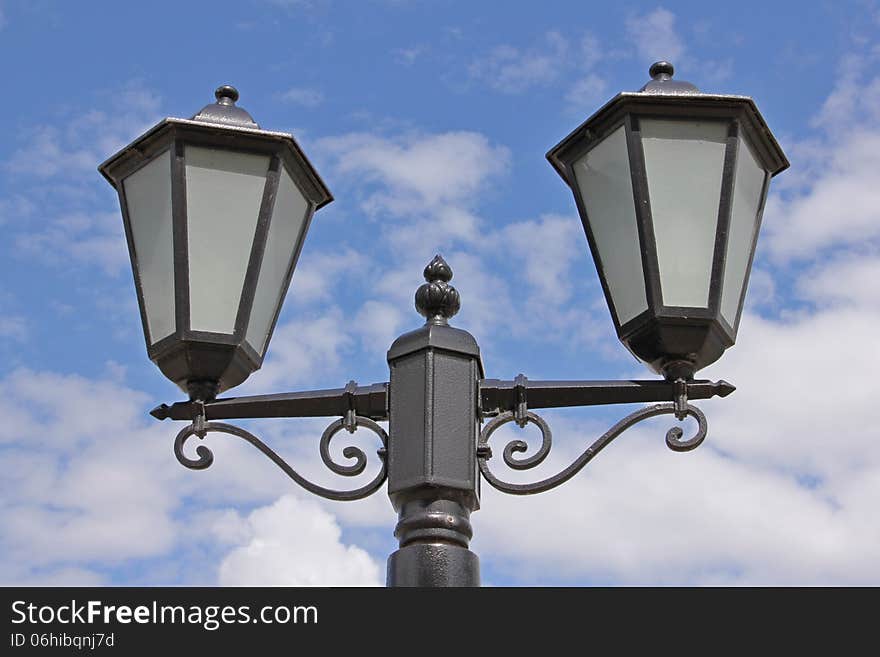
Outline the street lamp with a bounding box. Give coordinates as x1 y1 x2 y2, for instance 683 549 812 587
99 63 788 587
98 85 332 401
547 61 787 378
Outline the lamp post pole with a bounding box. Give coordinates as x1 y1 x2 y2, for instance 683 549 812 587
385 256 481 586
104 62 788 587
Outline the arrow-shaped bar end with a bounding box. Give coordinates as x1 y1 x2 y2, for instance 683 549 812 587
150 404 171 421
713 380 736 397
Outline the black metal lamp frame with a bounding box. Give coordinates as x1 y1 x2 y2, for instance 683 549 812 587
98 87 333 400
546 62 788 378
112 64 788 587
152 255 736 587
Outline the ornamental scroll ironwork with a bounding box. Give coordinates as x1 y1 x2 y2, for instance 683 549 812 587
173 405 388 502
477 402 707 495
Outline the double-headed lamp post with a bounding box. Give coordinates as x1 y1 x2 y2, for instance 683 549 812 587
99 63 788 586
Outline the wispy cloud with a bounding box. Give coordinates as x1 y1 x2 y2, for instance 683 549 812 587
5 83 162 181
317 130 510 225
468 31 570 94
312 127 607 348
564 73 608 114
393 45 426 66
279 86 325 108
625 7 685 63
14 210 128 275
2 83 163 277
624 8 732 85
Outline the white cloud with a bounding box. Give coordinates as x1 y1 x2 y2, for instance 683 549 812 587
315 128 609 353
467 30 608 98
0 366 386 585
626 7 685 64
14 210 128 275
812 53 880 130
318 131 510 220
469 31 568 94
763 129 880 260
288 247 371 305
5 83 162 181
353 300 406 352
498 214 581 307
763 51 880 260
469 266 880 585
6 127 90 179
701 307 878 481
217 495 382 586
797 252 880 308
564 73 608 114
0 369 182 577
315 130 511 302
240 307 353 394
474 436 863 584
279 87 324 108
4 83 163 278
742 267 776 312
393 45 426 66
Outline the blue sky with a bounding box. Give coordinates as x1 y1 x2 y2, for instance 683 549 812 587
1 0 878 585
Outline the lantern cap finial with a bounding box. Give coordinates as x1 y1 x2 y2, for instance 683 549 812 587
214 85 240 104
640 61 700 95
649 61 675 80
192 84 259 128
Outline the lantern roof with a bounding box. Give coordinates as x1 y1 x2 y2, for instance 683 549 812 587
192 85 259 128
98 85 333 209
547 62 789 183
639 61 700 94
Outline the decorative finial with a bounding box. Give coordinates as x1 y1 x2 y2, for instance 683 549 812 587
639 61 699 95
415 254 460 324
192 84 259 128
649 61 674 80
214 85 240 105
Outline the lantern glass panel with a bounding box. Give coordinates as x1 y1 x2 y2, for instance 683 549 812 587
641 119 727 308
720 135 768 327
572 125 648 324
185 146 270 334
123 149 176 344
245 165 310 355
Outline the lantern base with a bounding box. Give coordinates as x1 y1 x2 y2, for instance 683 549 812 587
151 339 261 398
187 379 220 402
661 359 696 381
621 315 733 377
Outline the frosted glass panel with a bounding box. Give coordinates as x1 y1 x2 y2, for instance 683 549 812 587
573 126 647 324
245 165 310 355
123 150 175 344
185 146 269 334
641 119 727 308
721 136 767 328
